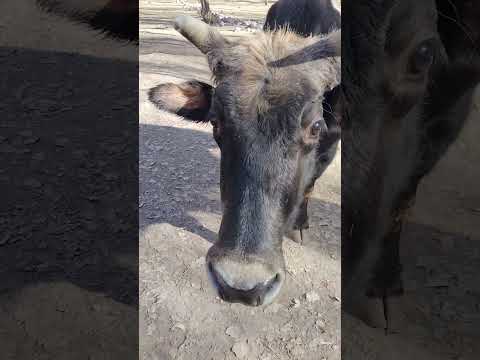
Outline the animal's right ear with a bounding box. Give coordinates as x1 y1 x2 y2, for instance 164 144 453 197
148 80 214 123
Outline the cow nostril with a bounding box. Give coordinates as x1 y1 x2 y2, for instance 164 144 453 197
263 273 280 290
207 259 284 306
207 261 223 293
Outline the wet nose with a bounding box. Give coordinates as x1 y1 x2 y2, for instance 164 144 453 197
207 255 284 306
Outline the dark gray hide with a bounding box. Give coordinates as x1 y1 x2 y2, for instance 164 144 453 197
342 0 480 329
264 0 340 36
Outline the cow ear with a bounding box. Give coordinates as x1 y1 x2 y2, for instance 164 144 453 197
148 80 213 122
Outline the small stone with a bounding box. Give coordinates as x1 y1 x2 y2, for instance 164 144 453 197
232 341 249 359
310 338 333 348
329 295 340 302
315 318 326 329
190 282 201 290
0 233 10 245
23 137 40 144
171 323 186 331
226 325 242 339
291 298 301 308
305 291 320 303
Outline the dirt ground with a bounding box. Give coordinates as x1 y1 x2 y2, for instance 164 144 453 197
1 2 138 359
140 1 480 360
140 1 341 360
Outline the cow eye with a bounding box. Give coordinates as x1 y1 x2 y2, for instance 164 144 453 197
310 121 322 137
409 39 436 75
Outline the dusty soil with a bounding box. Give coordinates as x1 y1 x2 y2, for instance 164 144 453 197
139 1 341 360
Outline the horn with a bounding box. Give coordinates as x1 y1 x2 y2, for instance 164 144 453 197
174 15 225 54
269 30 341 67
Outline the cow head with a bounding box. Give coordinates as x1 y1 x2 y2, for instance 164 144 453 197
150 16 340 305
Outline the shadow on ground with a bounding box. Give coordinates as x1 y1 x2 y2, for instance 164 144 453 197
343 220 480 360
0 46 138 307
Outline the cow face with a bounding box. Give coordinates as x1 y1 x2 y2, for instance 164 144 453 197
150 16 340 305
342 0 480 309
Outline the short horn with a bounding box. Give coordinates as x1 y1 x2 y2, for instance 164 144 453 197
269 30 341 67
174 15 224 54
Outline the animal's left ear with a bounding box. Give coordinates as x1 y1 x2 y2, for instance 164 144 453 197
148 80 214 123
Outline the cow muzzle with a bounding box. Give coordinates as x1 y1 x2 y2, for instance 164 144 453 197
206 246 285 306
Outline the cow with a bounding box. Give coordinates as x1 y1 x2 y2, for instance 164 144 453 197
263 0 341 245
149 12 341 306
264 0 340 36
35 0 138 42
342 0 480 329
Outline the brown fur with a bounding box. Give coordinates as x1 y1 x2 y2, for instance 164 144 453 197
207 29 340 115
149 82 209 112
